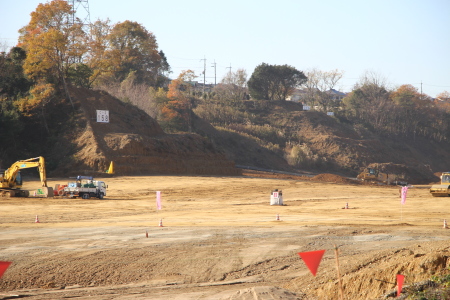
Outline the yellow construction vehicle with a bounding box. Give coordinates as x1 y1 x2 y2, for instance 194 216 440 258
430 172 450 197
357 167 407 186
0 156 53 197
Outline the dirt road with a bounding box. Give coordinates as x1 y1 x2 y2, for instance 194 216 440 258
0 174 449 299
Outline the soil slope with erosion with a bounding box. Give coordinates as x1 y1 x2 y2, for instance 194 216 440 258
194 100 448 183
48 89 448 183
50 87 240 177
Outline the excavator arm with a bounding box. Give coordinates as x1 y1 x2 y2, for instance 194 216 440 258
1 157 47 189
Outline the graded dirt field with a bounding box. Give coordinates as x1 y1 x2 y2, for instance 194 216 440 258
1 173 449 299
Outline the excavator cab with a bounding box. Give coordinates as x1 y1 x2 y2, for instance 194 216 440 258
367 168 378 176
15 171 23 187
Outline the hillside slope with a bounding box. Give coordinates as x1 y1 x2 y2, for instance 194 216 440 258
50 87 240 176
193 100 449 183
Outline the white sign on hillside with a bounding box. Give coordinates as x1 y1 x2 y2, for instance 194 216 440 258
303 105 311 111
97 110 109 123
327 112 334 116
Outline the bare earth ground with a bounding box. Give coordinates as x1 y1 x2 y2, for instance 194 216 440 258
1 173 449 299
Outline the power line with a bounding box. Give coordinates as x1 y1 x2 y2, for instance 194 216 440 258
421 83 450 88
171 56 204 61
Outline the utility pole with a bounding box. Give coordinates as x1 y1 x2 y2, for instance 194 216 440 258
200 56 206 94
420 81 423 100
211 60 217 86
226 63 232 81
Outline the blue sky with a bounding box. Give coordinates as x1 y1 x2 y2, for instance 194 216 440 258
1 0 449 97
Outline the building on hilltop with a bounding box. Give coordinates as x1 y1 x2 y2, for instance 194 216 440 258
325 89 347 101
287 88 347 103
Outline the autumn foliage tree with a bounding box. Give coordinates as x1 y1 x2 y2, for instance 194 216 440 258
94 20 162 86
84 19 112 85
158 70 196 132
18 0 168 91
18 0 87 86
435 91 450 112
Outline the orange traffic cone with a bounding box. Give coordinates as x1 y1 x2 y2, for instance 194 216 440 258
345 202 349 209
444 219 448 229
159 219 163 227
276 214 280 221
145 230 148 238
35 215 40 223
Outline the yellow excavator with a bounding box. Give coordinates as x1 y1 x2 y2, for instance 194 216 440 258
430 172 450 197
0 156 53 197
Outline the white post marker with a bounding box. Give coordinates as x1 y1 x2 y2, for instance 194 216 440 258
270 190 283 205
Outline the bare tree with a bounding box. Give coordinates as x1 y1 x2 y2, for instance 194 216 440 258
214 68 248 101
0 39 10 53
304 68 344 110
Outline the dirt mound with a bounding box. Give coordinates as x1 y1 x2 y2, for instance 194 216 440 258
241 169 312 180
314 244 450 299
310 173 359 184
55 87 240 176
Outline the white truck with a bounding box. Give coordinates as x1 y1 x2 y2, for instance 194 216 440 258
63 176 108 199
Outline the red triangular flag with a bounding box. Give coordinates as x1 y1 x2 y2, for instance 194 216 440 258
397 274 405 297
298 250 325 276
0 261 12 278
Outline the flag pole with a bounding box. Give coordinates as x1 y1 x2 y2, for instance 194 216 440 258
400 187 402 221
400 186 408 221
334 244 344 300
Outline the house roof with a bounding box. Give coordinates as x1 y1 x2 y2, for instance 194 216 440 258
326 89 347 97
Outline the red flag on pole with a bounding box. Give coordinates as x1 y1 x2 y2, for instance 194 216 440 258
0 261 12 278
397 274 405 297
298 250 325 276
